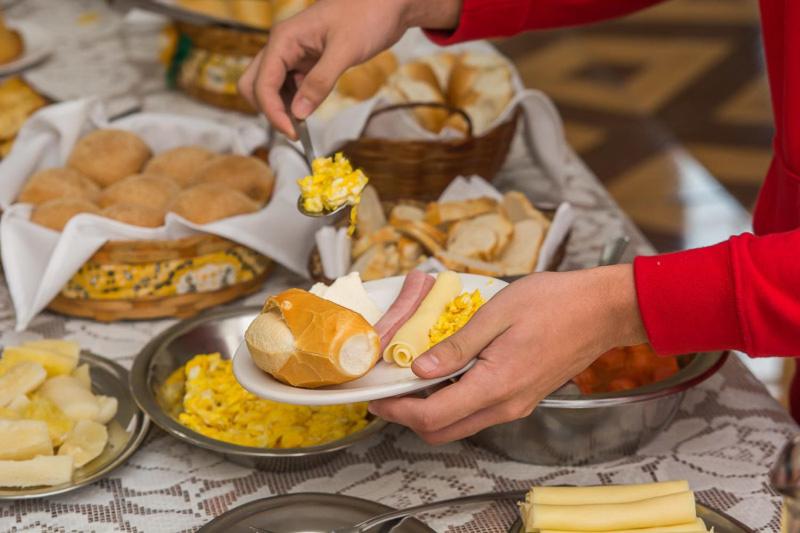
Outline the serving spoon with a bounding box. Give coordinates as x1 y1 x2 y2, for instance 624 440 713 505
279 76 348 219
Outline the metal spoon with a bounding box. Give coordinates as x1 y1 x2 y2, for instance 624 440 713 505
278 76 346 218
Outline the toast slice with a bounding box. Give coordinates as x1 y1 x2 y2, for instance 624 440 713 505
424 197 498 226
500 219 546 276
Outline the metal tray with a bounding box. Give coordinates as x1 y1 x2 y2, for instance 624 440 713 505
0 352 150 500
508 502 753 533
197 492 435 533
130 306 388 471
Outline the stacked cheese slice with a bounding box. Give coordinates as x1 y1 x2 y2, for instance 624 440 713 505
520 481 711 532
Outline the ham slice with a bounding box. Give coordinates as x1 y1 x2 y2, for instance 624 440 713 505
375 269 435 351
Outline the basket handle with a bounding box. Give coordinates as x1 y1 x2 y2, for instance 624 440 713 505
362 102 474 138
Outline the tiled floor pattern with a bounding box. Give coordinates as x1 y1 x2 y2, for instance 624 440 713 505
495 0 788 403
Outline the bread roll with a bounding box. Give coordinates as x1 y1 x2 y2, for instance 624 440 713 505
169 183 259 224
31 198 100 232
17 168 99 205
448 52 514 135
272 0 313 23
67 129 151 187
0 15 23 65
424 197 498 225
143 146 218 187
100 203 166 228
388 62 448 133
246 288 380 388
500 220 545 276
98 174 180 210
231 0 272 29
337 51 398 101
192 154 275 204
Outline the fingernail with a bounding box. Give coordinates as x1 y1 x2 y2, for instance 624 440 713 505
413 354 439 374
293 97 313 119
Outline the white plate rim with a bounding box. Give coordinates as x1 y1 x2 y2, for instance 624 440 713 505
232 273 507 406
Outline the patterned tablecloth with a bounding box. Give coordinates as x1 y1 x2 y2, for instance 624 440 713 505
0 1 797 532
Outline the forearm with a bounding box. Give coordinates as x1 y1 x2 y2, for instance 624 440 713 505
400 0 462 30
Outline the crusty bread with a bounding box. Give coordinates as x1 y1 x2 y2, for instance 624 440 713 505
501 191 550 227
356 185 386 236
388 62 449 133
18 168 99 205
337 51 397 101
31 198 100 232
392 219 447 255
272 0 313 23
169 183 259 224
424 197 498 225
230 0 272 29
420 52 459 91
246 289 380 388
0 15 23 65
500 219 546 276
67 129 151 187
352 226 400 259
447 222 497 261
192 154 275 204
98 173 180 210
144 146 218 187
389 204 425 226
435 251 505 277
100 203 166 228
448 52 514 134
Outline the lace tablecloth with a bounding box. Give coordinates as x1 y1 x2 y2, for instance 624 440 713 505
0 1 796 531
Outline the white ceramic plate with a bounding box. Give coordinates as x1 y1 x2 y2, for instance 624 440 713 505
0 20 53 76
233 273 508 405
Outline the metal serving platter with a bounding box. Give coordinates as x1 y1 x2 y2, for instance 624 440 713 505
130 306 388 471
198 493 434 533
471 351 728 465
0 352 150 500
508 502 753 533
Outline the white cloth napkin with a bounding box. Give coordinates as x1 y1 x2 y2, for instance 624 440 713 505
0 99 325 330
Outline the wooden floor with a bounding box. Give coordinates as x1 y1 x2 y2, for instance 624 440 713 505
496 0 790 403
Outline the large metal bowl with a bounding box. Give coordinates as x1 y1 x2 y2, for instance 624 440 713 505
130 306 387 471
470 351 727 465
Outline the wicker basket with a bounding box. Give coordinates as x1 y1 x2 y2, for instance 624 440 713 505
48 235 272 322
308 199 566 284
173 22 267 114
340 103 521 201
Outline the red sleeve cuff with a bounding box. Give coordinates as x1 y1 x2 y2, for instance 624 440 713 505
424 0 531 45
633 242 745 355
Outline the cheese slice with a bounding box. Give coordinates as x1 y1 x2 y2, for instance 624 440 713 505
541 517 708 533
530 480 689 505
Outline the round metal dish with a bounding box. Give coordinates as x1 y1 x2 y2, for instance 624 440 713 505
130 306 388 471
508 502 753 532
197 492 434 533
0 352 150 500
470 351 727 465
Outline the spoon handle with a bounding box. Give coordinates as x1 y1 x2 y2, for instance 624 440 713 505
279 74 316 169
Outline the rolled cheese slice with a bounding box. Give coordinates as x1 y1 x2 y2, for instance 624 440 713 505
523 491 696 532
540 518 707 533
383 271 462 367
246 289 380 388
529 480 689 505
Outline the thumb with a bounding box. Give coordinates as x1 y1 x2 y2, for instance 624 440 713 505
412 312 503 379
292 47 355 119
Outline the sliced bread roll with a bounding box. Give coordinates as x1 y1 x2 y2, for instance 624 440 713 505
448 52 514 135
447 213 513 260
356 185 386 236
424 197 498 225
500 219 546 276
389 204 425 226
388 62 449 133
246 289 380 388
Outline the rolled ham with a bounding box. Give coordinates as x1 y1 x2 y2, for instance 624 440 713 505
375 270 435 351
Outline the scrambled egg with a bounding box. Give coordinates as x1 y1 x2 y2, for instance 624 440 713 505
429 290 485 347
297 152 368 234
167 353 369 448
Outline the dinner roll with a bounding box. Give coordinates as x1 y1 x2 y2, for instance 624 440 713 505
169 183 259 224
97 174 180 210
337 51 398 101
67 129 151 187
192 154 275 204
387 62 449 133
17 168 99 205
100 203 166 228
448 52 514 134
143 146 218 187
31 199 100 232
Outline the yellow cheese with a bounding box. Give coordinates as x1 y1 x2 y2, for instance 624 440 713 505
541 517 707 533
530 480 689 505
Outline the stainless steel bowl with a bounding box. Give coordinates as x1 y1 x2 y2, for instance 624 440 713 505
470 351 727 465
130 306 388 471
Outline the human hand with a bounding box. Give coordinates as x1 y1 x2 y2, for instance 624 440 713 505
369 265 648 444
238 0 463 138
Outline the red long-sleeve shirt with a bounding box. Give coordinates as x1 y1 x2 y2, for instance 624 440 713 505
427 0 800 417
